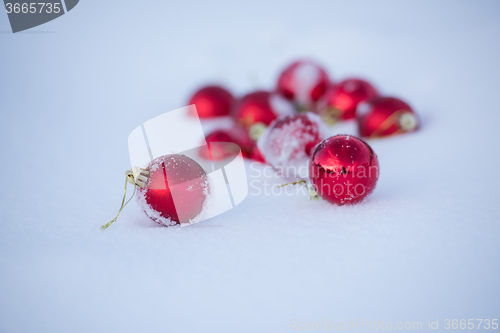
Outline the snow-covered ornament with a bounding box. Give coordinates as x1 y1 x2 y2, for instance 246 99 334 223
276 60 330 111
318 78 378 124
257 112 330 180
308 135 379 205
357 96 419 138
102 154 209 230
188 85 234 118
136 154 209 227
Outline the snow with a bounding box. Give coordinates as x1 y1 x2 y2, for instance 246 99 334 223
1 1 500 332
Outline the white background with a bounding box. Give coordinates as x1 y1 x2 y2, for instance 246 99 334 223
0 1 499 332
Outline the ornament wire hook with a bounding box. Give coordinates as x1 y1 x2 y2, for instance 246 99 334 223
278 179 320 200
101 167 149 230
101 176 137 230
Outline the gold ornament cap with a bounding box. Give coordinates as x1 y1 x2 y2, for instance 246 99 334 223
126 167 150 188
249 122 267 141
398 112 418 131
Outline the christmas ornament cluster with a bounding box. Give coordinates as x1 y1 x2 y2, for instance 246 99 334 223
103 60 419 230
188 59 418 206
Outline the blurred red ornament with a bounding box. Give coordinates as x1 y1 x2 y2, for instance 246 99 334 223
357 96 419 138
188 85 234 118
137 154 209 226
309 135 379 205
229 124 255 157
250 145 266 163
319 79 378 123
276 60 330 111
258 112 329 179
201 130 237 161
234 90 294 128
200 126 254 160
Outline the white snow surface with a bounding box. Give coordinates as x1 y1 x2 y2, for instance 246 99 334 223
1 1 500 332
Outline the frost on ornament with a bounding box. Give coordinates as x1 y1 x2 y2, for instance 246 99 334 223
136 154 210 226
276 60 330 111
257 112 330 180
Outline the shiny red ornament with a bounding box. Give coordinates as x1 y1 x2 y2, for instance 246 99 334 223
188 85 234 118
234 90 294 128
276 60 330 111
319 78 378 123
309 135 379 205
357 96 419 138
137 154 209 226
258 112 329 179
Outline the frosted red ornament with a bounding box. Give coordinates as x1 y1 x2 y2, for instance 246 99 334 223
234 90 294 129
276 60 330 111
319 78 378 123
136 154 209 226
258 112 330 179
188 85 234 118
309 135 379 205
357 96 419 138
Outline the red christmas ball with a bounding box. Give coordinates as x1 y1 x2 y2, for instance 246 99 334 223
276 60 330 111
319 78 378 122
137 154 209 226
200 130 236 161
188 85 234 118
200 126 254 160
234 90 294 128
258 112 330 179
229 124 255 157
309 135 379 205
357 96 419 138
250 145 266 163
